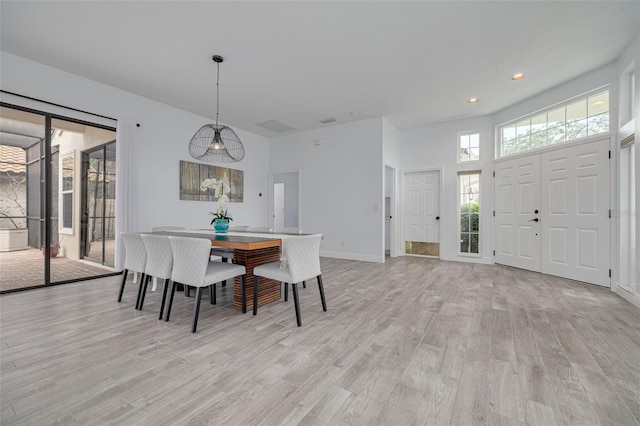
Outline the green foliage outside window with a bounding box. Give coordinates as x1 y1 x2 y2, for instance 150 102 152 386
460 202 479 253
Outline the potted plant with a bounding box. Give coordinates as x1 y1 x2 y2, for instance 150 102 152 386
41 239 62 257
210 194 233 233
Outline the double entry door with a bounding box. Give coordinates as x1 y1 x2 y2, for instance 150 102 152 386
494 138 610 287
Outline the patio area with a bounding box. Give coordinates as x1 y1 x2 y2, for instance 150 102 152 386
0 244 116 292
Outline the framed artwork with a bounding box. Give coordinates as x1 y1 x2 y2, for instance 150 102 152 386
179 160 244 202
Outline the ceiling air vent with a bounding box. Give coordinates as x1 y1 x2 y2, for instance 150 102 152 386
255 120 295 133
319 117 337 124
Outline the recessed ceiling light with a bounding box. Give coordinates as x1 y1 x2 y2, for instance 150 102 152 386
512 73 525 80
468 98 479 104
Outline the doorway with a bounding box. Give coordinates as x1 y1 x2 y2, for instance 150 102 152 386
494 137 611 287
81 142 116 267
0 103 117 292
271 172 299 231
404 170 441 257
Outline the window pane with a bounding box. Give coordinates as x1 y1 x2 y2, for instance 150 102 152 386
588 113 609 135
469 133 480 148
469 147 479 161
548 107 565 127
548 125 565 144
531 113 547 133
530 130 548 149
460 134 469 149
502 124 516 144
460 234 470 253
567 99 586 122
567 118 588 140
470 214 479 232
469 234 479 254
516 119 530 138
588 91 609 117
461 214 470 232
460 148 470 162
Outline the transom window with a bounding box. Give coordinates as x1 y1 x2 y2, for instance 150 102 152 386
498 89 609 158
458 131 480 162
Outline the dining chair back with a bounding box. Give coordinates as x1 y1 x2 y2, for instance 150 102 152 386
140 234 173 318
118 233 147 309
274 227 302 234
152 226 186 232
247 226 273 232
166 236 247 332
252 234 325 326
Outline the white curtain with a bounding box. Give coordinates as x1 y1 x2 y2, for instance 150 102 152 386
115 120 136 271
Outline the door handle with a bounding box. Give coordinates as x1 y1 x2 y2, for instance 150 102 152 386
436 216 440 220
528 218 539 222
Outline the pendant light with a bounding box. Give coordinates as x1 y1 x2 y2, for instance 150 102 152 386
189 55 245 163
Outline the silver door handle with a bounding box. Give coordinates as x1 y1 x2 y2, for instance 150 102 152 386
528 218 539 222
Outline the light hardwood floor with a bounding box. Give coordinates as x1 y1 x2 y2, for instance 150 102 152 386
1 257 639 425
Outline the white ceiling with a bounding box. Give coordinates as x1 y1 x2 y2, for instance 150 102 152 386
1 1 639 137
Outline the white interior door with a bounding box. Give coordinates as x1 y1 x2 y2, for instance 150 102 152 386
540 138 610 286
494 155 541 271
405 171 440 256
494 138 610 287
273 182 285 230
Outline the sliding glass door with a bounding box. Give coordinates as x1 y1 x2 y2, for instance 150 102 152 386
0 103 117 292
82 142 116 267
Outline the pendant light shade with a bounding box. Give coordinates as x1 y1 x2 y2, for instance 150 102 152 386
189 55 245 163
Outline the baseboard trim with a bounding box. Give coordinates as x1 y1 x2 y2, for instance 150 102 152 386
440 254 493 265
320 250 384 263
612 282 640 308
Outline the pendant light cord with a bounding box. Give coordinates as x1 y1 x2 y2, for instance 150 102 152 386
215 60 220 128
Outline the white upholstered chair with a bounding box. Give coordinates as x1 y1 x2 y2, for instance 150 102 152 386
140 234 173 319
118 233 147 309
165 236 247 332
273 227 302 234
252 234 326 326
247 226 273 232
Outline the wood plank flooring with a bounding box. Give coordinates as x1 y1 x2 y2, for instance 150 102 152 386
1 257 639 425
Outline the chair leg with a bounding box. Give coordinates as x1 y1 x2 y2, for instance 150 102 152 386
303 280 306 288
192 287 203 333
138 274 151 310
317 275 327 311
165 281 177 322
222 257 227 287
159 279 170 320
184 285 191 297
284 282 289 302
292 283 302 327
241 275 247 313
252 276 259 315
117 269 129 302
135 273 146 310
209 284 217 305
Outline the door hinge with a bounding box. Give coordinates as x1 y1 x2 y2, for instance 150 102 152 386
609 269 612 278
608 209 611 218
493 250 495 256
609 150 611 159
493 171 495 177
493 210 495 217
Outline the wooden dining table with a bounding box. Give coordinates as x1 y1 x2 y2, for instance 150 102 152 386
155 230 284 311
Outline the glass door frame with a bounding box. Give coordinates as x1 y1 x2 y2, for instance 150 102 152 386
0 101 118 291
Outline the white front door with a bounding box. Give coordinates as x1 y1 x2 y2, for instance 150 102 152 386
540 138 610 286
494 155 541 271
494 138 610 287
405 171 440 256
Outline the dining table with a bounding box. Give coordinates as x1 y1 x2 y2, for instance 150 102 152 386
153 229 288 311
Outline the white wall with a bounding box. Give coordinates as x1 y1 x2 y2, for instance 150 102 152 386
0 51 270 233
383 117 401 257
613 30 640 307
401 116 494 263
270 118 384 262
